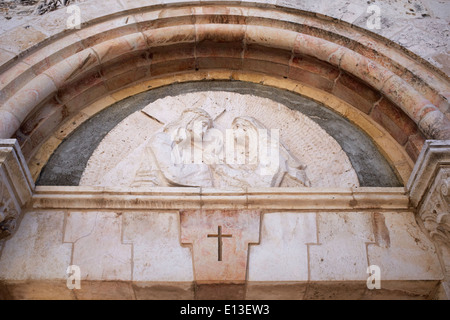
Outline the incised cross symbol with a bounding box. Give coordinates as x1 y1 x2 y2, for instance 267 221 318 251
207 225 232 262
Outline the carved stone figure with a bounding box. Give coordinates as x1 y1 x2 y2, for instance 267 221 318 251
0 183 17 241
212 116 311 188
132 108 214 187
420 169 450 248
132 108 311 188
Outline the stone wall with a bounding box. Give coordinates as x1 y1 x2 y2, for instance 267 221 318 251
1 0 448 75
0 0 449 301
0 186 444 299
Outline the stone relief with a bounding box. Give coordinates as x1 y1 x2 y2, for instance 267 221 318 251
418 166 450 290
0 182 17 241
80 91 360 188
420 168 450 247
132 108 311 188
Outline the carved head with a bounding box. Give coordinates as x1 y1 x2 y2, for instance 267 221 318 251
165 109 213 135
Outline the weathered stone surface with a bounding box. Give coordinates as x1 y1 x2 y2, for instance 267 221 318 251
304 281 367 300
132 282 194 300
248 213 317 281
4 280 74 300
180 209 260 282
407 140 450 299
0 140 35 241
123 212 194 282
74 281 135 300
309 212 375 281
0 211 71 280
64 211 132 281
195 283 246 300
332 72 381 115
405 133 426 162
0 25 46 55
367 212 443 280
0 1 447 300
370 98 418 146
246 282 308 300
362 280 440 300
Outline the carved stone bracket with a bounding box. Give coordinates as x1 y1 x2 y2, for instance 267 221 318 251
407 140 450 299
420 169 450 245
0 140 34 241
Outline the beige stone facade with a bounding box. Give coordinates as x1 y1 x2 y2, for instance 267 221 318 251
0 0 449 300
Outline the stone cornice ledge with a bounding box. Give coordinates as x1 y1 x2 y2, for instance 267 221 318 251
407 140 450 208
31 186 409 211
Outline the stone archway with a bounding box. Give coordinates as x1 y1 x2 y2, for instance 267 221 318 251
0 0 449 300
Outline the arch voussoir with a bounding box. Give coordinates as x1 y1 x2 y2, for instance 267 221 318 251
0 2 448 169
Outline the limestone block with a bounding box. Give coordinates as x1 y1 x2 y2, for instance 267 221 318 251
245 282 308 300
340 50 393 92
92 33 147 64
2 74 57 124
368 212 443 280
0 140 35 240
29 136 63 182
76 0 127 24
22 33 85 76
132 282 194 300
0 211 72 280
332 72 381 115
277 0 325 12
0 111 20 140
362 280 439 300
0 49 15 73
408 140 450 206
245 26 297 51
248 212 317 281
53 112 90 141
0 25 46 55
405 133 426 162
119 0 163 10
64 211 132 281
122 212 194 282
76 15 139 49
0 140 34 208
309 212 375 281
74 281 135 300
370 97 418 146
424 0 450 20
43 48 99 87
4 280 75 300
195 282 246 300
304 282 367 300
180 209 260 282
0 61 35 104
141 91 225 125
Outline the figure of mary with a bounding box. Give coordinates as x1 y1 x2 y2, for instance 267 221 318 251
212 116 311 188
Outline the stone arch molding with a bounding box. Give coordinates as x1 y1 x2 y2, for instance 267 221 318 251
0 0 449 184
